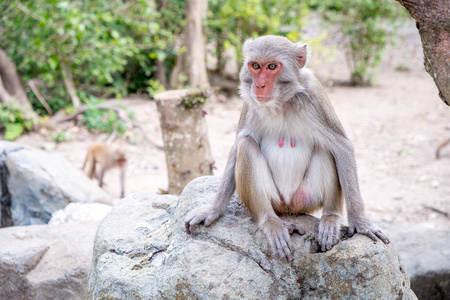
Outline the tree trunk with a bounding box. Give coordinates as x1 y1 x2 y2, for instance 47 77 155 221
170 0 209 88
185 0 208 87
0 48 29 105
216 38 226 76
60 61 81 109
154 89 214 195
0 48 37 119
396 0 450 106
155 59 169 89
155 0 169 89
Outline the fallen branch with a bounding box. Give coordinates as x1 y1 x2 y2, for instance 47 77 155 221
423 204 449 218
28 80 53 115
105 128 118 145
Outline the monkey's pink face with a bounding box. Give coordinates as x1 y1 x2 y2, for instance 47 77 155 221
248 60 282 102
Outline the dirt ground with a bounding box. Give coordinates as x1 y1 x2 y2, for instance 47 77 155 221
15 21 450 232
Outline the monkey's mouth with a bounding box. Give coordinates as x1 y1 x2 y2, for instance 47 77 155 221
253 94 273 102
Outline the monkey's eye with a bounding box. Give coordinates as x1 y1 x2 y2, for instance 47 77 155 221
268 63 277 70
251 63 260 69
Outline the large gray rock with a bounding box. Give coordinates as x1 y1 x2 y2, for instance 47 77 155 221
387 225 450 299
0 221 100 299
0 141 109 226
88 176 417 299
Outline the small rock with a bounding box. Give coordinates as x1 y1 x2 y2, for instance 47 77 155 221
41 142 56 152
430 180 439 188
49 202 112 225
418 175 428 182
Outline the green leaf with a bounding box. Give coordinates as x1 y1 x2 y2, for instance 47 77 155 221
4 123 24 141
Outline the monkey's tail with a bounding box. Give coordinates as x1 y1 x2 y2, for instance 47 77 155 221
436 138 450 159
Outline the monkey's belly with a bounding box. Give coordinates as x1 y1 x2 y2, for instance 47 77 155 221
260 137 315 213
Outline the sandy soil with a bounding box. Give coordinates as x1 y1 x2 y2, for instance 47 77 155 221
15 21 450 232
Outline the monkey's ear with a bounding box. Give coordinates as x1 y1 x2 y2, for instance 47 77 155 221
242 38 254 57
296 44 308 69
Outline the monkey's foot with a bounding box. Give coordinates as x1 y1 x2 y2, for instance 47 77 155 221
348 217 390 244
314 214 341 252
259 216 305 261
185 205 221 235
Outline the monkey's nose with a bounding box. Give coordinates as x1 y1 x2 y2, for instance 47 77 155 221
257 84 265 89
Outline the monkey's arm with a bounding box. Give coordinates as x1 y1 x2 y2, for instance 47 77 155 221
305 96 389 244
331 136 388 243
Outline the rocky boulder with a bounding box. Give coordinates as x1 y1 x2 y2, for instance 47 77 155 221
0 221 100 299
87 176 417 299
0 141 110 226
387 225 450 299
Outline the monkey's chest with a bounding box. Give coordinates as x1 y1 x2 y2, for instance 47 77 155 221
260 136 313 202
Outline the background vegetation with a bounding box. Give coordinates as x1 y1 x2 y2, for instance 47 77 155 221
0 0 407 138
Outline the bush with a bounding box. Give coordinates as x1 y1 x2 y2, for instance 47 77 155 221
81 107 127 135
0 103 35 140
1 0 183 112
310 0 407 85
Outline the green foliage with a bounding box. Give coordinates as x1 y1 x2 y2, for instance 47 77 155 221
309 0 407 85
53 131 73 143
147 79 167 98
128 111 136 121
180 89 211 109
81 107 127 135
1 0 183 110
4 124 24 141
0 103 34 140
207 0 309 71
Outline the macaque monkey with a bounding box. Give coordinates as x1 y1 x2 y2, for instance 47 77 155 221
82 142 127 198
436 138 450 159
185 36 389 261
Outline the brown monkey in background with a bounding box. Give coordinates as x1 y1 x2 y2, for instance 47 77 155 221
185 36 389 261
82 142 127 198
436 138 450 159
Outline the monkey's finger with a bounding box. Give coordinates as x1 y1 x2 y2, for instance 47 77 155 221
284 223 306 235
283 230 292 252
272 238 283 260
374 230 390 244
362 230 378 242
204 215 217 227
325 224 338 251
292 224 306 235
348 225 356 237
317 222 326 246
314 222 320 236
184 220 193 234
279 238 292 262
185 216 205 234
185 222 195 235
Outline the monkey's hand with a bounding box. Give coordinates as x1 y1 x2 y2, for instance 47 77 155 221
259 216 306 262
348 216 390 244
314 214 341 252
185 205 222 235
